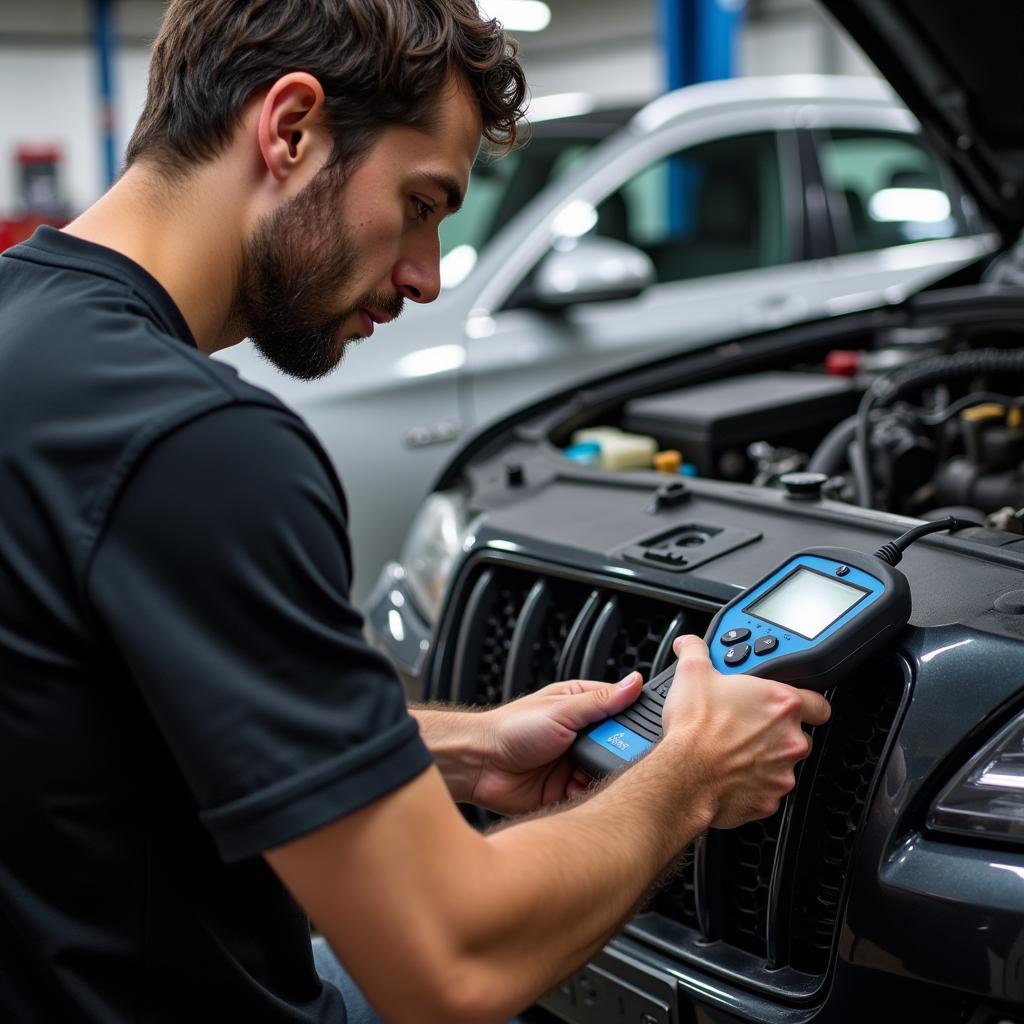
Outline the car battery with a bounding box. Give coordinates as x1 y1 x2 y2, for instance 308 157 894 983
621 371 862 479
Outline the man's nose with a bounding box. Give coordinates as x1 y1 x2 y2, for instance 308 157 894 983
392 240 441 304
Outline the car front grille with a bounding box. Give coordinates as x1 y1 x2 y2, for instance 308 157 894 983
433 555 906 997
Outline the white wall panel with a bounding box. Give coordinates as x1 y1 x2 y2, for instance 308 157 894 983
522 47 659 106
0 42 151 211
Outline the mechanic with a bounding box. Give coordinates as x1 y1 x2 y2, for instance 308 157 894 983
0 2 831 1022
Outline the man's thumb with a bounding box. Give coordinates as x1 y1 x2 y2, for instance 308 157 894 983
673 634 711 662
562 672 643 731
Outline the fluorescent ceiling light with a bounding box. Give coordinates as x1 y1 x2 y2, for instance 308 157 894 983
527 92 595 123
552 199 598 239
440 244 478 289
479 1 552 32
869 187 952 224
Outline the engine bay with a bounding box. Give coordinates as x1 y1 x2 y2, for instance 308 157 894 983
548 325 1024 531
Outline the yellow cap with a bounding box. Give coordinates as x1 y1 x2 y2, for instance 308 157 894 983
961 403 1006 423
654 449 683 474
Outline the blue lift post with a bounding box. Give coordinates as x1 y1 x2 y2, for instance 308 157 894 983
94 0 118 189
659 0 744 232
659 0 743 91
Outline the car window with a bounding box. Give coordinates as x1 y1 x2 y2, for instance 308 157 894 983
439 139 595 288
817 129 965 253
591 132 787 283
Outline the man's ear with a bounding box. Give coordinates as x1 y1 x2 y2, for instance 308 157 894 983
257 72 328 183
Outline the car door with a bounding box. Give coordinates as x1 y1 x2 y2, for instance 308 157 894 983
801 123 997 304
460 112 811 431
460 99 996 433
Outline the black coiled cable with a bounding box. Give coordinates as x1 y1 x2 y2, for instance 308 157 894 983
854 349 1024 508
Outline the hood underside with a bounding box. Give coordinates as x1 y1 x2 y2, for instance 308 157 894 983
822 0 1024 238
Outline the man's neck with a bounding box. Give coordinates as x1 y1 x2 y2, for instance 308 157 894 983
63 162 249 354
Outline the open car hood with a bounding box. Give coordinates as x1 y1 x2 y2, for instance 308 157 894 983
822 0 1024 239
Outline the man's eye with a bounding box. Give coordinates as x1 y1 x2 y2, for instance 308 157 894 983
413 198 434 222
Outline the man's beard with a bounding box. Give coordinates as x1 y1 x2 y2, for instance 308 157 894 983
236 163 403 381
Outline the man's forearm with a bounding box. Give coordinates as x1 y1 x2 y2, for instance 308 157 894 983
408 706 705 1002
410 704 486 804
450 727 716 1017
270 744 714 1024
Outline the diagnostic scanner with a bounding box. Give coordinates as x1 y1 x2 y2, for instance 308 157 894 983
568 517 971 779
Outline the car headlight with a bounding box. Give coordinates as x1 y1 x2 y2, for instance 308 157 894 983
401 489 471 625
929 707 1024 844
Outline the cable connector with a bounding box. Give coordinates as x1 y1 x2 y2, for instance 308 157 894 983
874 541 902 566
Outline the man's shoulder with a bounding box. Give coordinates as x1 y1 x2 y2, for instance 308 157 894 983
0 243 339 583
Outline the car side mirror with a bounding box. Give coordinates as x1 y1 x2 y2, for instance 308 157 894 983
523 236 656 310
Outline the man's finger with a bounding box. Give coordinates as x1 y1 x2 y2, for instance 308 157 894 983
540 678 623 697
672 634 708 657
555 671 643 731
672 634 712 675
795 688 831 727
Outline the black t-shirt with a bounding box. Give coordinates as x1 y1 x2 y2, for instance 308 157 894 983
0 227 433 1022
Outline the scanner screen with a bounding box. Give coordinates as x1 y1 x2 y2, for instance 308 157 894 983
744 567 868 640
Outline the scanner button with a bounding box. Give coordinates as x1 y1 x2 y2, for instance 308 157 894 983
754 635 778 656
721 628 751 646
724 643 751 666
836 565 850 577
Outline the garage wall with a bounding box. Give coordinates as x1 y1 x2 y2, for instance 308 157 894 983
743 0 876 77
515 0 660 104
0 0 157 213
518 0 877 107
0 0 877 213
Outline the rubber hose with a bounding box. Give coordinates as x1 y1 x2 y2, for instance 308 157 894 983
807 415 858 476
854 348 1024 508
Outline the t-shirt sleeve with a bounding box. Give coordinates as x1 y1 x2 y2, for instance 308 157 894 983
87 402 432 862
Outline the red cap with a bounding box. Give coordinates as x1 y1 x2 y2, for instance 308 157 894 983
15 145 61 165
826 349 859 377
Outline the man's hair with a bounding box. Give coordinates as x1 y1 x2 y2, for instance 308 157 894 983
125 0 527 177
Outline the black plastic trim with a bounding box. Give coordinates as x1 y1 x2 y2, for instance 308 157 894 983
579 597 621 679
557 589 604 682
450 568 497 704
502 578 551 701
652 611 687 677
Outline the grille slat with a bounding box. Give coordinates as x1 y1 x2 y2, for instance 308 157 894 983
451 568 533 705
502 580 550 702
784 658 905 973
556 589 604 681
652 610 688 677
579 598 621 679
440 558 905 995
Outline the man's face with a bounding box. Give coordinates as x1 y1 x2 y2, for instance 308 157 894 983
239 79 481 380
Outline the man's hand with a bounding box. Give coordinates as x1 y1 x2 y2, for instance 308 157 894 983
662 635 831 828
470 673 644 815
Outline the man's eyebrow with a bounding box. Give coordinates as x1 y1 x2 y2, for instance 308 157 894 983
421 172 464 213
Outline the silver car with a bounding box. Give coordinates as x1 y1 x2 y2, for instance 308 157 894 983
219 74 994 605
